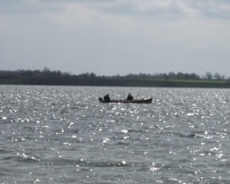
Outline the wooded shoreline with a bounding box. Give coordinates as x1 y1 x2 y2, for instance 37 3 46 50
1 69 230 88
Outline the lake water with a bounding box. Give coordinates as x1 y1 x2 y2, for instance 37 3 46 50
1 85 230 184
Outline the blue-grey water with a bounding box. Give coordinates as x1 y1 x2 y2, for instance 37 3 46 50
1 85 230 184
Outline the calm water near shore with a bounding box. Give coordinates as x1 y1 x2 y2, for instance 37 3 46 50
1 85 230 183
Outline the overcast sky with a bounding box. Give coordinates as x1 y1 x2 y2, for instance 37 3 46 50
1 0 230 76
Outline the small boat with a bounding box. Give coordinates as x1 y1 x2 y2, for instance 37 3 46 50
98 97 152 104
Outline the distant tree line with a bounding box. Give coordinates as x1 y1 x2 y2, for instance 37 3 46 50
122 71 226 80
0 68 229 87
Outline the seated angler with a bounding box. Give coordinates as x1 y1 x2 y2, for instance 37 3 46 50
103 94 110 102
127 93 133 100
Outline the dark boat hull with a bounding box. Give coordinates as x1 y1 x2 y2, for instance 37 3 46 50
99 98 152 104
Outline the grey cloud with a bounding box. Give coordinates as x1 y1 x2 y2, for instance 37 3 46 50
98 0 230 20
97 1 188 21
1 0 230 19
186 0 230 19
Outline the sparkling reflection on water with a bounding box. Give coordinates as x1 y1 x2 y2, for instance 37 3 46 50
1 85 230 183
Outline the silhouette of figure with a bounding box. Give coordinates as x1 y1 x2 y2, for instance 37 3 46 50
127 93 133 100
103 94 110 102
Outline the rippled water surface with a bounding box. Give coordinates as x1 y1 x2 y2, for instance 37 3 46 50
1 85 230 183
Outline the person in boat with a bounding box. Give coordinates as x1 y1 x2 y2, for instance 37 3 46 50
127 93 133 100
103 94 110 102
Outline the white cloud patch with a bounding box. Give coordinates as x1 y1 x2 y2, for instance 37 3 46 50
47 3 137 36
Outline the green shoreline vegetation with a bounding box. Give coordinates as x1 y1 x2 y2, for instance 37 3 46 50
0 68 230 88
